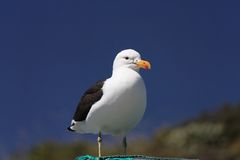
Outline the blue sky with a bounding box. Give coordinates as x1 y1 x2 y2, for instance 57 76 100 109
0 0 240 158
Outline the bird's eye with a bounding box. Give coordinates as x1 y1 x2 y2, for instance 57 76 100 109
124 57 129 60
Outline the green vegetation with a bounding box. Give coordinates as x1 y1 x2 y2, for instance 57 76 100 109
11 103 240 160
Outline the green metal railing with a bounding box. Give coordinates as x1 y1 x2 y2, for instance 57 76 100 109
75 155 198 160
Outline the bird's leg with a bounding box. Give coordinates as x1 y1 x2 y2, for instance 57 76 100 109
122 136 127 155
97 131 102 157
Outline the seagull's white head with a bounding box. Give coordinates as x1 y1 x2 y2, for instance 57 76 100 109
113 49 151 72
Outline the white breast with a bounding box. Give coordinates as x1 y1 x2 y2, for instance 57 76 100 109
85 68 147 135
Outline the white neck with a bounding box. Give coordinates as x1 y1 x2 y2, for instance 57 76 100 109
112 66 139 76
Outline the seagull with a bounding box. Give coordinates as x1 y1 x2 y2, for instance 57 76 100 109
68 49 151 157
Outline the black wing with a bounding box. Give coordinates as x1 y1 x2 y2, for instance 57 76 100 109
73 80 105 121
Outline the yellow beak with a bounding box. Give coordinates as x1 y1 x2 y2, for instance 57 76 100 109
136 60 151 69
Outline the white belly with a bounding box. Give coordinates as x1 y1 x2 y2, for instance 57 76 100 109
85 69 147 135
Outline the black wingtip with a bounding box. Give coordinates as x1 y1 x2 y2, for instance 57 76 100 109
67 126 75 132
